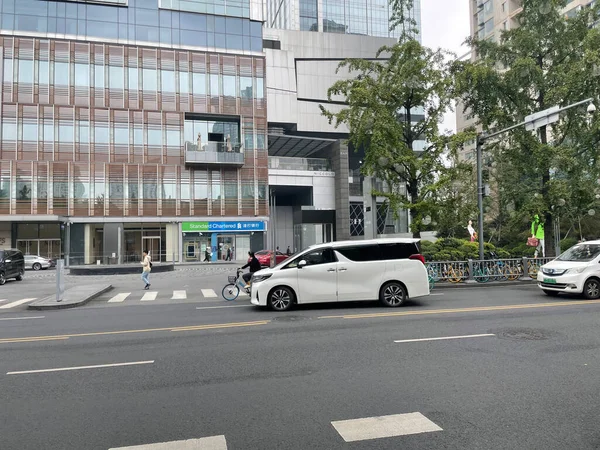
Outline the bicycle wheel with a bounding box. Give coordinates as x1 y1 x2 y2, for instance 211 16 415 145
505 265 520 281
474 268 490 283
528 262 539 278
222 284 240 301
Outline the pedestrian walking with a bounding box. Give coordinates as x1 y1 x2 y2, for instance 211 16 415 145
286 246 291 256
204 247 211 262
141 250 151 290
226 247 231 261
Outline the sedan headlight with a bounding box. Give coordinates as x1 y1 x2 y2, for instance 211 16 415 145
252 273 272 283
566 267 586 274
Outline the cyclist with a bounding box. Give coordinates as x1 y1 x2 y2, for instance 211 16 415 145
240 251 261 287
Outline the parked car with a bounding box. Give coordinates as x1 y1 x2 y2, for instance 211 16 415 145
249 250 290 268
250 238 429 311
538 240 600 299
0 249 25 285
24 254 53 271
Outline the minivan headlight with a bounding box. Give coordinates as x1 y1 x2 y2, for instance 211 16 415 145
252 273 272 283
566 267 586 274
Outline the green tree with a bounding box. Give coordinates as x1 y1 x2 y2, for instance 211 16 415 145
321 0 470 237
454 0 600 255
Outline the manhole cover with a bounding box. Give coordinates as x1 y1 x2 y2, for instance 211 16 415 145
271 316 310 322
493 327 552 341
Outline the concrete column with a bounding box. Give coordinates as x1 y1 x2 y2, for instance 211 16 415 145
362 177 377 239
165 223 178 262
326 140 350 240
84 224 93 265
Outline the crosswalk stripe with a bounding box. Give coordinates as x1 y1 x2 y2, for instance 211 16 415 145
0 298 37 309
109 435 227 449
331 412 442 442
171 290 187 300
108 293 131 303
201 289 218 298
140 291 158 301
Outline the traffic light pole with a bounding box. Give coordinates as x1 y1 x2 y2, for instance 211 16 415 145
476 135 485 260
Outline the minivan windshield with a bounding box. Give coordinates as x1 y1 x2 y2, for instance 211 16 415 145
557 244 600 262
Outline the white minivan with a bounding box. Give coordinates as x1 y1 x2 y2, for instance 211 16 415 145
537 240 600 299
250 238 430 311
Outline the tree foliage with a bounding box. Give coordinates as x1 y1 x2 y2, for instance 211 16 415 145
321 14 471 237
454 0 600 254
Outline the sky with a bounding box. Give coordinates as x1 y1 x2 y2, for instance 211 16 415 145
419 0 471 133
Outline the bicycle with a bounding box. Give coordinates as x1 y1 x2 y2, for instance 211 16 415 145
222 269 251 301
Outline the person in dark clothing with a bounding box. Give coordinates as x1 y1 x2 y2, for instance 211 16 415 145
286 246 291 256
240 251 261 286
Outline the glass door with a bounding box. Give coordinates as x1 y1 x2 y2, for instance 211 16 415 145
217 235 234 261
142 237 161 262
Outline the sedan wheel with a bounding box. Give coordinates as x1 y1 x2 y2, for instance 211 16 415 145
32 263 41 271
583 279 600 300
380 282 407 307
268 287 293 311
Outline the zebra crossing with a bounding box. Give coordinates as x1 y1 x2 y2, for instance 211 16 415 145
105 289 221 304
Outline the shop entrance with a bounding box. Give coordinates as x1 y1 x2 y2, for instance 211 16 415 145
17 239 61 259
143 236 161 261
184 236 211 262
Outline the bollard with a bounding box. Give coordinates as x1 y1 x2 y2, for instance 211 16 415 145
521 256 532 281
56 259 65 302
466 259 476 283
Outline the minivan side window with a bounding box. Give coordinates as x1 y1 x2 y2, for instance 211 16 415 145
336 245 381 262
286 248 336 268
380 243 419 260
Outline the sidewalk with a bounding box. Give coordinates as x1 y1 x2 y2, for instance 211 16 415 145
432 279 537 289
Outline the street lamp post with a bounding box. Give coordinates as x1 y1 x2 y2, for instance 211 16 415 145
476 98 594 260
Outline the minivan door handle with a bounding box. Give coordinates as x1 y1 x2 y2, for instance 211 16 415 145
338 267 347 272
327 268 336 272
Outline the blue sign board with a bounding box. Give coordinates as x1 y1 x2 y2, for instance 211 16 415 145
182 221 265 233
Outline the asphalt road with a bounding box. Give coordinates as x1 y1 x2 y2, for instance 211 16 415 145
1 281 600 449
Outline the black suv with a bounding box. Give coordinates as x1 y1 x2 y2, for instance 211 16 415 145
0 249 25 285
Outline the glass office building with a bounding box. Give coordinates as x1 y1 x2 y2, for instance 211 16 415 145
0 0 268 264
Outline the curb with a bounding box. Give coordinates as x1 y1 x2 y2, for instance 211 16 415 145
28 285 113 311
432 280 537 290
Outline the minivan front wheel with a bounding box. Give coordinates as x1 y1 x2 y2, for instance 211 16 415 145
583 278 600 300
268 286 294 311
0 273 6 285
380 282 407 307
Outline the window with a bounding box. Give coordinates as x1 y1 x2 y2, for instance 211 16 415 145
16 180 32 200
240 77 252 98
109 66 124 89
18 60 34 83
3 58 13 82
148 128 162 145
1 123 16 141
166 129 180 146
502 2 506 12
23 122 38 141
129 68 138 90
79 121 89 143
55 62 69 86
255 77 264 99
74 63 89 87
59 123 74 142
179 71 189 94
192 73 205 95
95 64 104 89
161 69 175 92
379 243 420 260
286 248 336 268
336 245 381 262
223 75 236 97
210 74 219 96
39 61 49 85
114 125 129 145
94 124 109 144
143 68 157 91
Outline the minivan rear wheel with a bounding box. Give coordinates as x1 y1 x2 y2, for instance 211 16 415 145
380 282 407 307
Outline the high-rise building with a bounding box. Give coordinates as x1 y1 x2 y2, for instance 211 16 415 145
0 0 268 264
264 1 422 250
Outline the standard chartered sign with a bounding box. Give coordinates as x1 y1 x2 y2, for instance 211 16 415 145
182 221 265 232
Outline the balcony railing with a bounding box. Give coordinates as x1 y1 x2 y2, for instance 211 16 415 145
185 141 244 167
268 156 331 172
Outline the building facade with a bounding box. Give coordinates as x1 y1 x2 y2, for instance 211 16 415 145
264 1 422 251
0 0 268 264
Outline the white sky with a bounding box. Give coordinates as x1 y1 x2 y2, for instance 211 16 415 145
420 0 471 133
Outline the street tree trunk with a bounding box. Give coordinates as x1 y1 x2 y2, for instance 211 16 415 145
409 180 420 239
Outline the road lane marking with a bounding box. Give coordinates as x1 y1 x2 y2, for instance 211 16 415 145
109 435 227 450
201 289 218 298
7 360 154 375
332 412 442 442
0 316 45 321
171 290 187 300
394 333 495 343
318 299 600 320
141 291 158 301
196 305 253 310
0 298 37 309
108 293 131 303
0 320 271 344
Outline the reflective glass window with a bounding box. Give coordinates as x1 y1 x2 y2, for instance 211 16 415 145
74 63 89 87
39 61 49 85
192 73 205 95
109 66 124 89
223 75 236 97
143 69 157 91
114 126 129 145
179 72 189 94
210 74 219 96
18 59 34 83
161 70 175 92
255 77 264 99
59 123 74 143
79 121 89 143
148 128 162 145
133 126 143 145
95 65 104 89
95 124 109 144
240 77 252 98
55 62 69 86
166 129 180 146
128 68 138 90
3 58 13 82
1 123 16 141
43 121 54 142
23 122 38 141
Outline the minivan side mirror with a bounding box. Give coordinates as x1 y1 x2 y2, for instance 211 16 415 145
298 260 307 269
